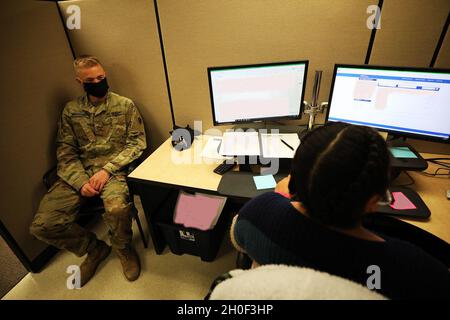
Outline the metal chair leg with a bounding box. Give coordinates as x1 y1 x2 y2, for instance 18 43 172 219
133 207 148 248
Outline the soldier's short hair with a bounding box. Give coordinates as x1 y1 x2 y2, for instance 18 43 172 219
73 55 102 74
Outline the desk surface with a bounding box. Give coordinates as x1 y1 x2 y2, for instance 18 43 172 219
129 135 223 191
400 158 450 243
129 136 450 243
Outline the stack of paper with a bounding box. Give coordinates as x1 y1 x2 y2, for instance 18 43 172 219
218 131 300 158
260 133 300 158
201 136 234 160
173 191 227 231
219 131 260 156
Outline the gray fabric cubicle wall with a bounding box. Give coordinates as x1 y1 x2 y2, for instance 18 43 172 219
58 0 173 152
0 0 81 264
370 0 450 67
435 26 450 68
157 0 374 129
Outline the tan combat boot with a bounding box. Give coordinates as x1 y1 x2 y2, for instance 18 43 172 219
115 245 141 281
80 240 111 287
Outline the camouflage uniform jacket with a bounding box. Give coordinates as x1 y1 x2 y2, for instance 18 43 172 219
56 91 146 191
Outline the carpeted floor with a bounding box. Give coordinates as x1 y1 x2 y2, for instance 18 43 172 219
0 236 28 298
2 197 237 300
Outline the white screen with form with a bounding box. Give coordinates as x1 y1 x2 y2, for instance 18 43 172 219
210 63 306 124
328 67 450 140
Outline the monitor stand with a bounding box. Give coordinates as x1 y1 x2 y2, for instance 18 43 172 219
237 156 253 173
235 155 259 173
236 156 291 175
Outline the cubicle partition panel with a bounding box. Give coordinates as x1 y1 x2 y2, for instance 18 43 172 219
435 28 450 68
157 0 375 129
369 0 450 67
369 0 450 155
58 0 173 151
0 1 81 271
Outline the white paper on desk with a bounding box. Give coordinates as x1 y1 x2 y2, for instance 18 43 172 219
201 137 233 160
219 131 260 156
260 133 300 158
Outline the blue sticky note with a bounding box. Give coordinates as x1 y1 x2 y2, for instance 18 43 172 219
389 147 418 159
253 175 277 190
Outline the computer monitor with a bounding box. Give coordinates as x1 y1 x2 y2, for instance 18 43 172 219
326 64 450 143
208 60 308 125
326 64 450 219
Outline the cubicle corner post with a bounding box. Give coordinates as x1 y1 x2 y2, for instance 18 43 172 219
0 219 59 274
0 219 33 272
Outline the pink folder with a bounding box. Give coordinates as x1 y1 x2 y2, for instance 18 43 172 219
174 192 226 231
173 192 196 225
389 192 417 210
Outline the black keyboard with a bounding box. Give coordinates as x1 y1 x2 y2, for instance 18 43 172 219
214 160 237 175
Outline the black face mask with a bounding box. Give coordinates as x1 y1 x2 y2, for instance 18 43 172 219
83 77 109 98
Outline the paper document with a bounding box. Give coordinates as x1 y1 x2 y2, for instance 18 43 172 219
260 133 300 158
219 131 260 156
194 193 227 229
174 191 227 231
201 137 233 160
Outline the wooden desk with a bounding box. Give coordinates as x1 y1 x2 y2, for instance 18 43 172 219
395 154 450 243
128 137 450 255
128 136 227 254
129 135 222 192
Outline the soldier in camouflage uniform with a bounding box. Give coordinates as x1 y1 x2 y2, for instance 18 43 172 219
30 55 146 286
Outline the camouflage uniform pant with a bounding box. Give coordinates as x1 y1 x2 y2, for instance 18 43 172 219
30 176 133 257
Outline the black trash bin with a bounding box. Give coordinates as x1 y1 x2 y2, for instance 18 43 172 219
155 191 229 262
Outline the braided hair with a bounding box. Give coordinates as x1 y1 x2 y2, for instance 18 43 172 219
289 122 390 229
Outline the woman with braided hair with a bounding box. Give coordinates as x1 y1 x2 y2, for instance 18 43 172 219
230 122 449 299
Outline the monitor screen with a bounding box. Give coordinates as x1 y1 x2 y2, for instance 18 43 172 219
326 65 450 142
208 61 308 125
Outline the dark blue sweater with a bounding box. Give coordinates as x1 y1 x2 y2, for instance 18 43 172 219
233 192 450 299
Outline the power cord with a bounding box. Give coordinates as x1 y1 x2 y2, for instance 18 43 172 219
419 157 450 177
419 168 450 177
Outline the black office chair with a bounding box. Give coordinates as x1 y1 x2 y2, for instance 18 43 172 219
43 164 148 248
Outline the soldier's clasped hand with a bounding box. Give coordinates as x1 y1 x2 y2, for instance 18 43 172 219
89 169 111 192
81 183 99 197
